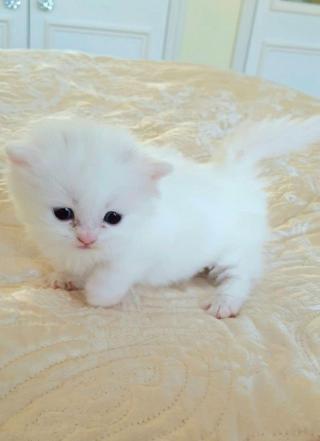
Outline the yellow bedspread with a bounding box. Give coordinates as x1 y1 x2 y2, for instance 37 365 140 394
0 51 319 441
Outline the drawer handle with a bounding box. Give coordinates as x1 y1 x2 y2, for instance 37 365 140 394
3 0 21 9
37 0 54 11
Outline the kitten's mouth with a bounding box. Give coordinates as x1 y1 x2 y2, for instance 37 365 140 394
77 244 94 250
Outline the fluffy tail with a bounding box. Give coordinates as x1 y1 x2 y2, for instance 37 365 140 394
225 116 320 166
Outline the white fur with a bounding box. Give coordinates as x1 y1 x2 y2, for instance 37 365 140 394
5 116 320 318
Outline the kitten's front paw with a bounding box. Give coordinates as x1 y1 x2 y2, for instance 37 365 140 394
202 296 243 319
46 273 80 291
85 281 125 308
85 291 123 308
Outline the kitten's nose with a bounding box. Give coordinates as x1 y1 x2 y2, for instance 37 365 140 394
77 232 96 247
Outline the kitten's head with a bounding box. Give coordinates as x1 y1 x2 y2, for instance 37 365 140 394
6 117 171 260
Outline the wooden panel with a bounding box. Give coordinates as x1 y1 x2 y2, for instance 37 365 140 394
0 4 27 48
257 41 320 97
0 19 9 48
272 0 320 16
45 22 151 58
30 0 170 60
241 0 320 97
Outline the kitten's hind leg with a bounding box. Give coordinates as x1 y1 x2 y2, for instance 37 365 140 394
203 252 263 319
203 275 251 319
208 264 231 286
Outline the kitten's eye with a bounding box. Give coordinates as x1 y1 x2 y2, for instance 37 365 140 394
104 211 122 225
53 207 74 221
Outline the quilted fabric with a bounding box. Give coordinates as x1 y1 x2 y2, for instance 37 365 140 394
0 51 319 441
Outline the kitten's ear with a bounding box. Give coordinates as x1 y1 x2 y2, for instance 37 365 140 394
147 160 173 181
6 143 37 167
124 148 172 181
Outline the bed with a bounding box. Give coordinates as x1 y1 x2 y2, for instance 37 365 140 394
0 51 319 441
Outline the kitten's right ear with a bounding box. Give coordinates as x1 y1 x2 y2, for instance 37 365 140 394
6 143 36 167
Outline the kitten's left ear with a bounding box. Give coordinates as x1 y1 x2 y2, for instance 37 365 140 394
146 159 173 181
6 143 37 167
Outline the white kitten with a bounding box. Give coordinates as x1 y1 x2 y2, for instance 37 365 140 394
5 116 320 318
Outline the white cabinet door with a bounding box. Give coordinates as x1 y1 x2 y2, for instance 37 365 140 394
0 0 27 48
245 0 320 98
29 0 170 60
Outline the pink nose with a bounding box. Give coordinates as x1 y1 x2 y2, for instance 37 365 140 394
77 232 96 246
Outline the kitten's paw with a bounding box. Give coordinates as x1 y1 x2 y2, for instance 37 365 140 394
46 273 80 291
85 291 123 308
85 283 125 308
53 280 78 291
202 296 242 319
